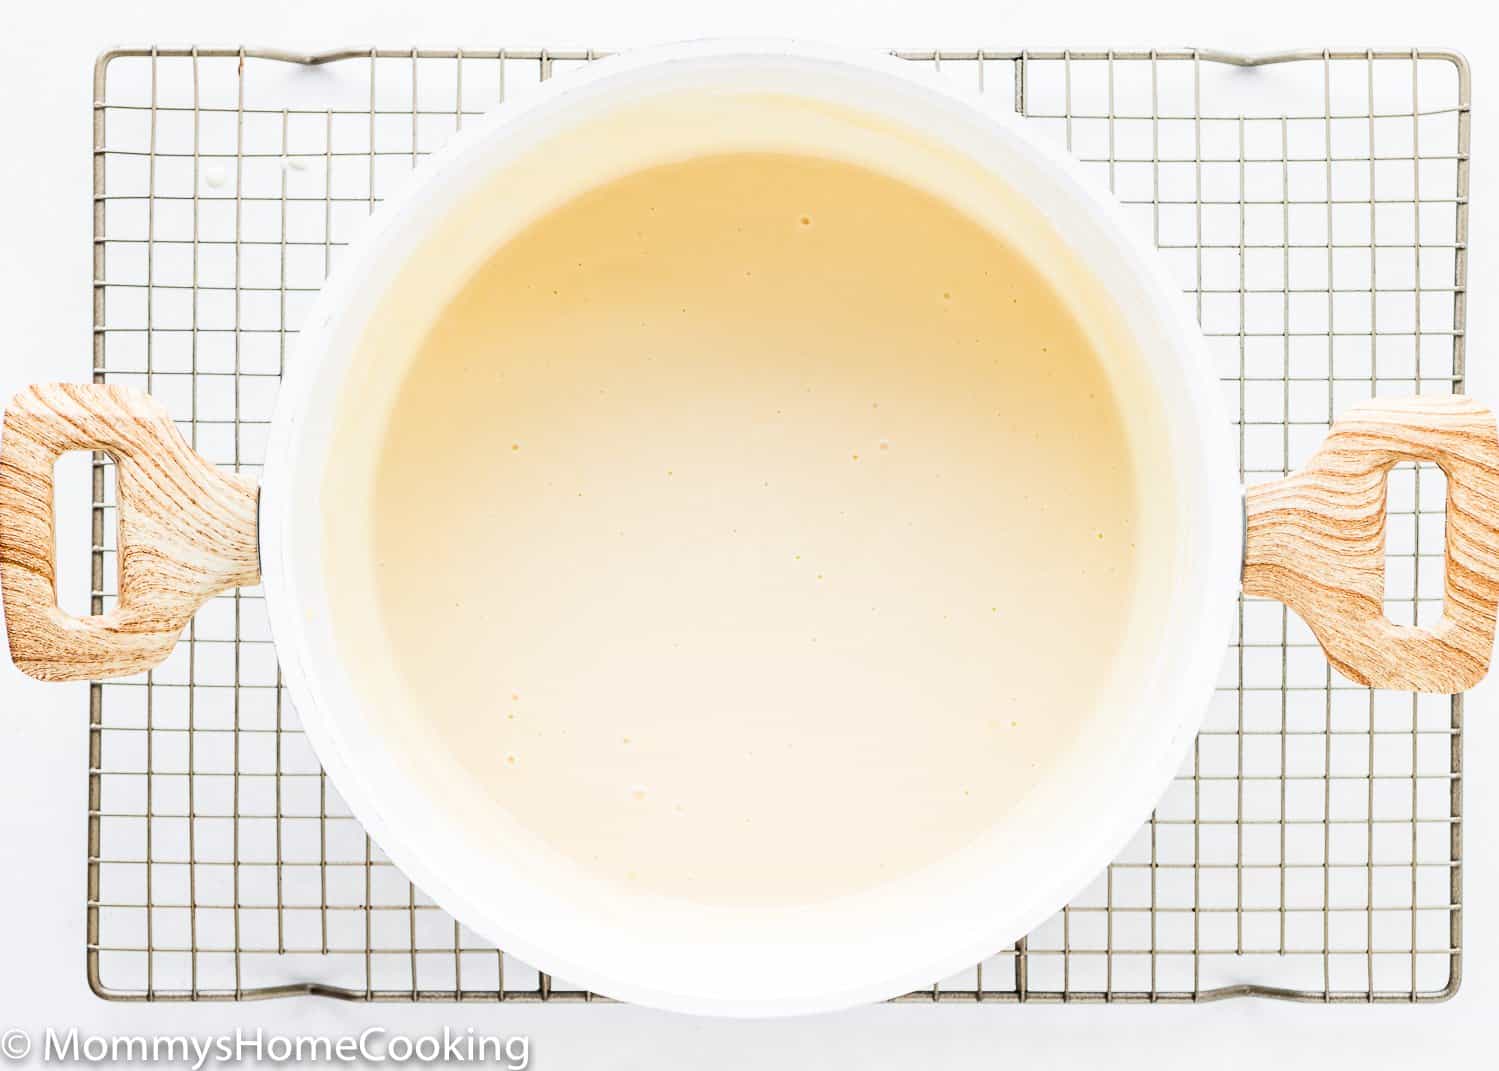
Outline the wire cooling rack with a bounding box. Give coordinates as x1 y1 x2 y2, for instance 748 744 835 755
85 46 1470 1004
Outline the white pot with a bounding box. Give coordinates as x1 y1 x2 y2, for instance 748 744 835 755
3 39 1496 1017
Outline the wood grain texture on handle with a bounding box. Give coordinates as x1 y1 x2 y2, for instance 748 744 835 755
1244 395 1499 693
0 383 259 682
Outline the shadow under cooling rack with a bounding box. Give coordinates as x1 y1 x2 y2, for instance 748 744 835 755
86 45 1469 1004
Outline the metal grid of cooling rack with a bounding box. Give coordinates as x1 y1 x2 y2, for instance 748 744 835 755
85 46 1470 1004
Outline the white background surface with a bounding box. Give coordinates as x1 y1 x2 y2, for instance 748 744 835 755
1 0 1497 1067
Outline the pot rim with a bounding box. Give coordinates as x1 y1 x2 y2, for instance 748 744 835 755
259 37 1243 1016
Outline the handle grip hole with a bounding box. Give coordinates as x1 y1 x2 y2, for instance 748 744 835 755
1384 461 1447 630
53 449 117 621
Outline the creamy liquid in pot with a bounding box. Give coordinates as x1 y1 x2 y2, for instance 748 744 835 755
373 152 1140 906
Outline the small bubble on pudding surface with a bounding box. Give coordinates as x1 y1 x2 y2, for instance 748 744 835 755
799 215 811 226
630 785 648 802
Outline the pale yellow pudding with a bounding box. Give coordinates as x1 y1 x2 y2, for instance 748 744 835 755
368 151 1140 906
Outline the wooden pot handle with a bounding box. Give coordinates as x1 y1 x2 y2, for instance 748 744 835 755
1244 395 1499 693
0 383 259 682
